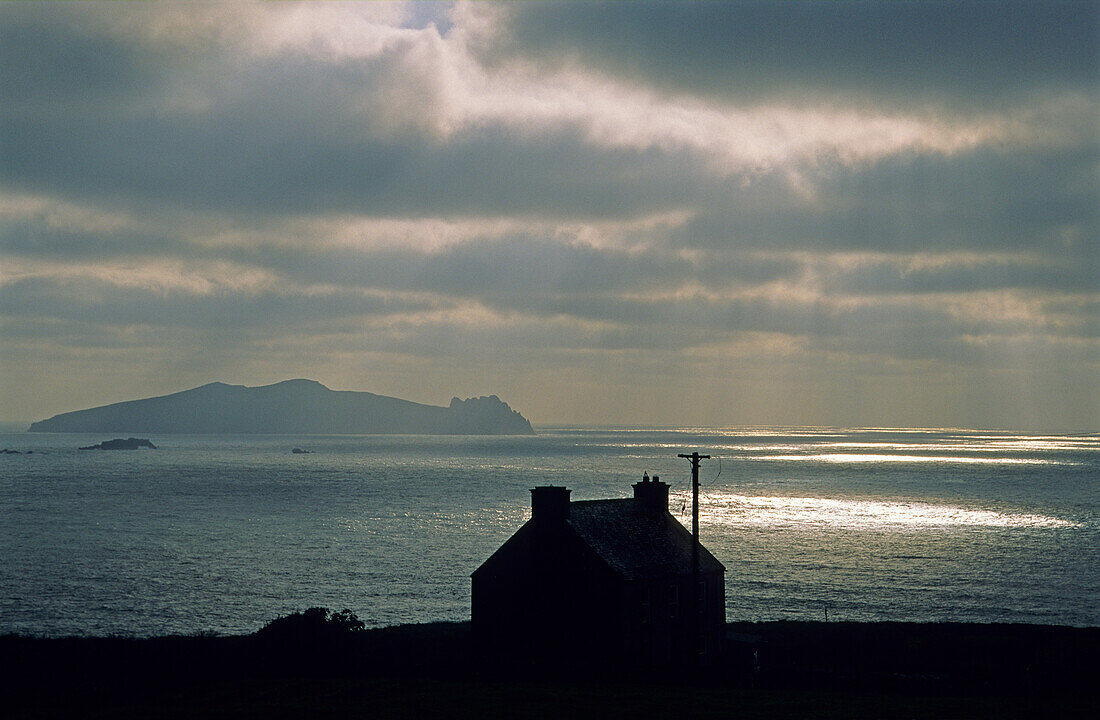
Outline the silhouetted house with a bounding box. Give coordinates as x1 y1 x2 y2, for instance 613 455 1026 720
472 475 725 669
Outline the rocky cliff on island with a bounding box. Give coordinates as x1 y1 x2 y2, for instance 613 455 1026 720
29 380 535 435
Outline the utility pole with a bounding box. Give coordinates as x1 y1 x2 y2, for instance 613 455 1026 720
678 451 710 662
678 451 710 570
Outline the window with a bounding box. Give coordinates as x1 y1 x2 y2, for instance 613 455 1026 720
669 585 679 619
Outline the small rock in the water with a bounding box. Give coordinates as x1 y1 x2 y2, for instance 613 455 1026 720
79 438 157 451
291 448 311 454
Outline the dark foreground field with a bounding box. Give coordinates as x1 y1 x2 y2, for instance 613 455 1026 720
2 621 1096 719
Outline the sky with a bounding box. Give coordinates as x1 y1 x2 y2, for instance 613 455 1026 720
0 1 1097 430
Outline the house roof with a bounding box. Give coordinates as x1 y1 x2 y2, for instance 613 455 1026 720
564 499 725 581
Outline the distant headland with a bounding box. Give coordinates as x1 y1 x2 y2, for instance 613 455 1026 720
28 380 535 435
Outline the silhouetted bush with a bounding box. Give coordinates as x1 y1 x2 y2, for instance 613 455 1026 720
255 607 364 642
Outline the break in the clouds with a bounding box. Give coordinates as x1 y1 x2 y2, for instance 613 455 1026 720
0 1 1096 431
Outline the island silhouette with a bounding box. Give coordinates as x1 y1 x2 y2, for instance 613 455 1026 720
28 379 534 435
78 438 157 451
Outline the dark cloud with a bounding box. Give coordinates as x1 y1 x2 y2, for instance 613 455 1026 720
674 146 1099 255
0 276 431 330
826 256 1098 297
0 217 176 261
0 208 801 304
0 13 162 107
406 237 789 300
0 16 707 221
1042 297 1100 339
490 1 1099 109
1 100 704 221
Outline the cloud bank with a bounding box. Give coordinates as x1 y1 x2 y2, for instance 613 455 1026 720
1 1 1096 430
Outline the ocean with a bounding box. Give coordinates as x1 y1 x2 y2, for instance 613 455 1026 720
0 427 1096 637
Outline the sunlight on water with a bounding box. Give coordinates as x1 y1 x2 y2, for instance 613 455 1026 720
755 453 1064 465
683 493 1078 530
820 439 1098 452
620 442 806 452
619 433 1098 456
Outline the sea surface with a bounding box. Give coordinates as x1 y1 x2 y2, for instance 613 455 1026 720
0 427 1097 637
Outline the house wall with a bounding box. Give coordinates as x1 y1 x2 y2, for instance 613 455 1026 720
628 570 725 667
474 522 726 669
472 521 629 668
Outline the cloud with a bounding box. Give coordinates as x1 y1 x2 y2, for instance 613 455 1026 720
0 1 1095 429
484 1 1099 110
672 145 1099 257
0 11 167 110
823 254 1098 297
0 274 432 331
1 73 712 220
10 2 1085 222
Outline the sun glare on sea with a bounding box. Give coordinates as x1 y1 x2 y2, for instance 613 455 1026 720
671 492 1078 530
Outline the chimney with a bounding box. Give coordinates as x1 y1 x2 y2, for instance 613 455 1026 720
633 473 669 513
530 485 570 523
